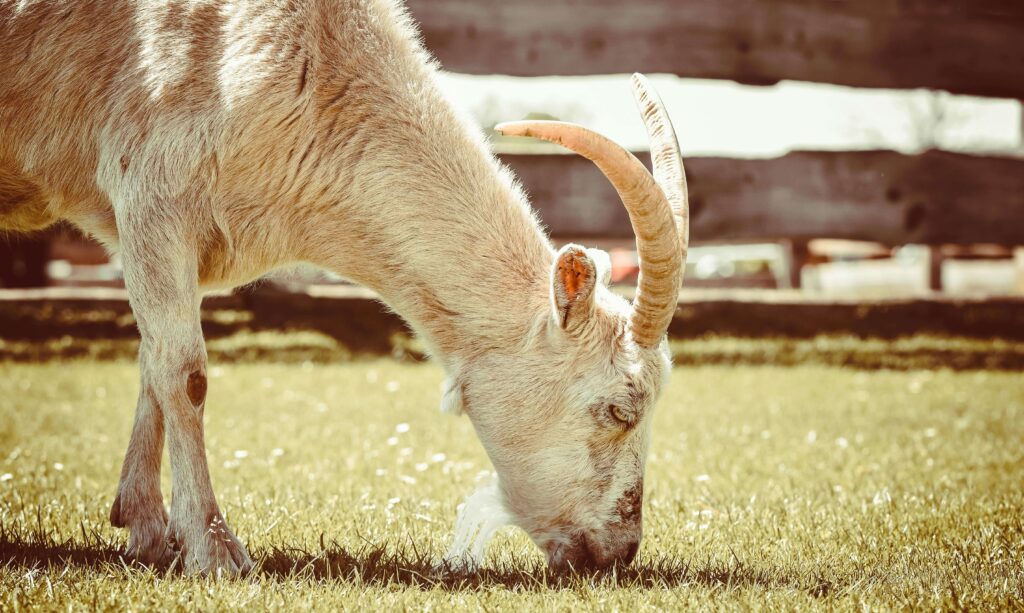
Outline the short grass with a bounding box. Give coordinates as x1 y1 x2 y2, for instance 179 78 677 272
1 342 1022 610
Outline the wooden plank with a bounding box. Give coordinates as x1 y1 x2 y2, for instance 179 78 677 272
499 150 1024 246
4 287 1024 344
407 0 1024 99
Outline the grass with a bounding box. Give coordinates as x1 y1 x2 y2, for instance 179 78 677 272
1 339 1022 610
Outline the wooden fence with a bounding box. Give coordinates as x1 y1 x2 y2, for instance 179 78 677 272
406 0 1024 289
501 150 1024 246
3 0 1023 288
407 0 1024 98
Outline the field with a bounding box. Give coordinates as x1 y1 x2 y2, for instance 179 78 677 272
1 336 1022 610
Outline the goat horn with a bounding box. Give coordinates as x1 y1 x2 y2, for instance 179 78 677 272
495 75 687 347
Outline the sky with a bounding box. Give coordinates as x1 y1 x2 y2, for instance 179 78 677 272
437 73 1023 158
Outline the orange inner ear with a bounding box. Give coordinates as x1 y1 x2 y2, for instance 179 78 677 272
558 253 589 303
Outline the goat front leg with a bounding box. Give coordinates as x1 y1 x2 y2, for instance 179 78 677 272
115 208 252 576
110 348 172 565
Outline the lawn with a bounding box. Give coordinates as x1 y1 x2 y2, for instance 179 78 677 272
1 339 1022 610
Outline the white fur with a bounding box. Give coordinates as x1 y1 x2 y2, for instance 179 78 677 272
0 0 671 572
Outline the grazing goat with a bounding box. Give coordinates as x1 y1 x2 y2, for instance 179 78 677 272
0 0 688 574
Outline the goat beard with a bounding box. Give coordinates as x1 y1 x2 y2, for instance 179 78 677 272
443 476 512 572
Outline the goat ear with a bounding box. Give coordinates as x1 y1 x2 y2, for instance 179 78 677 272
551 244 598 329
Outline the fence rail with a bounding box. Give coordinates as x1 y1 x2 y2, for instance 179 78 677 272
503 150 1024 246
408 0 1024 99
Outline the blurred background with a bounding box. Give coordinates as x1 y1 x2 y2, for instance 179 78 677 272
2 0 1023 344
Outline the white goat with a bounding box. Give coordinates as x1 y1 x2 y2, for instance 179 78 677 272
0 0 688 574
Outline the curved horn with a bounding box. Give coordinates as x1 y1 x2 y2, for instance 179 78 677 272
495 75 687 347
630 73 689 282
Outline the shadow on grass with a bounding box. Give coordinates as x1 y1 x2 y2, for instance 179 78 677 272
0 531 838 597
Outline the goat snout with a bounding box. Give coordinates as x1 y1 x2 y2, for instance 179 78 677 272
552 531 641 571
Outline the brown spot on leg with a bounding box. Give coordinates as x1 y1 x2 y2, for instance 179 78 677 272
186 371 207 407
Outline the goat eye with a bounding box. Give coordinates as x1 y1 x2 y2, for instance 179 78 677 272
609 404 631 425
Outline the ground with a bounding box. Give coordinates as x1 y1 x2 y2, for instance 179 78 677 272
1 336 1022 610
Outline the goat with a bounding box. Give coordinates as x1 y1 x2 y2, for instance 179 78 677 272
0 0 688 574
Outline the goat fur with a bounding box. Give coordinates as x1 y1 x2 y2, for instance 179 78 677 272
0 0 670 573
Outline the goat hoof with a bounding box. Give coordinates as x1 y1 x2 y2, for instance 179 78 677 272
111 493 172 565
167 512 254 576
109 491 126 528
125 517 174 565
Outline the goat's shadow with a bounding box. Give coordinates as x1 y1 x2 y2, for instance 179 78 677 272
0 535 838 597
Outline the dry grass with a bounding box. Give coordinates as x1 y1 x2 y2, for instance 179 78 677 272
1 341 1022 610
